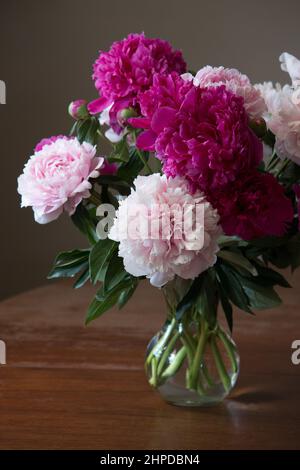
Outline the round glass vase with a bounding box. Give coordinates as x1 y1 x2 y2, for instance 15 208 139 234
145 283 240 407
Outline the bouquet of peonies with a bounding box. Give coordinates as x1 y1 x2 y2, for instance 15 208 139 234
18 34 300 406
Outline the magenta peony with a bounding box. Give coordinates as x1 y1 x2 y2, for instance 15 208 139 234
108 174 221 287
88 33 186 121
130 73 263 193
182 66 266 119
213 171 294 240
18 137 103 224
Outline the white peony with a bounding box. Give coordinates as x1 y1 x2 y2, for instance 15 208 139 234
108 174 221 287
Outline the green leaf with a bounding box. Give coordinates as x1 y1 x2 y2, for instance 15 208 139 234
76 119 91 143
176 275 204 320
89 238 117 284
218 250 258 276
278 161 300 186
86 276 138 323
196 270 218 328
262 129 275 148
85 118 99 145
73 268 90 289
104 252 127 292
71 204 99 245
109 138 130 163
218 235 248 248
97 175 131 195
117 147 148 184
118 281 138 309
216 263 253 313
253 262 291 288
240 277 282 309
218 284 233 332
85 292 119 324
48 249 89 280
96 278 133 301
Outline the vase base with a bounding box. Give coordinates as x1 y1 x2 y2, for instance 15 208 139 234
157 382 228 407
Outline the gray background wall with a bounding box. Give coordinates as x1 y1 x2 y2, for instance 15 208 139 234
1 0 300 299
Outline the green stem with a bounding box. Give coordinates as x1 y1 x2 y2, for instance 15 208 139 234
201 363 215 388
188 319 208 391
161 346 187 380
157 332 180 376
218 329 238 373
149 356 158 387
146 318 176 366
210 336 231 392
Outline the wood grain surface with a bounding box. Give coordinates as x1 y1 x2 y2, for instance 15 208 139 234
0 274 300 450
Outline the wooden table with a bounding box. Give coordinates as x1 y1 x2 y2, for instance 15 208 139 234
0 274 300 450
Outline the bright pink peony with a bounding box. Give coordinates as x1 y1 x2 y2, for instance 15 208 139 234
130 73 263 193
108 174 221 287
183 66 266 119
18 137 103 224
88 33 186 117
214 171 294 240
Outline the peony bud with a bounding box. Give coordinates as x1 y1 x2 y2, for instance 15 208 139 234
68 99 89 120
249 117 267 138
119 107 137 124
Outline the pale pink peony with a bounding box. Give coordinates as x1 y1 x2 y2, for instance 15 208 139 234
183 66 266 119
280 52 300 88
18 137 103 224
255 53 300 163
108 174 221 287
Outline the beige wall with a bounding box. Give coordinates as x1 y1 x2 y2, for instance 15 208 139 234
1 0 300 299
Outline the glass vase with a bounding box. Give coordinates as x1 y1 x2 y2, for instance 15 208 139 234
145 280 240 407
